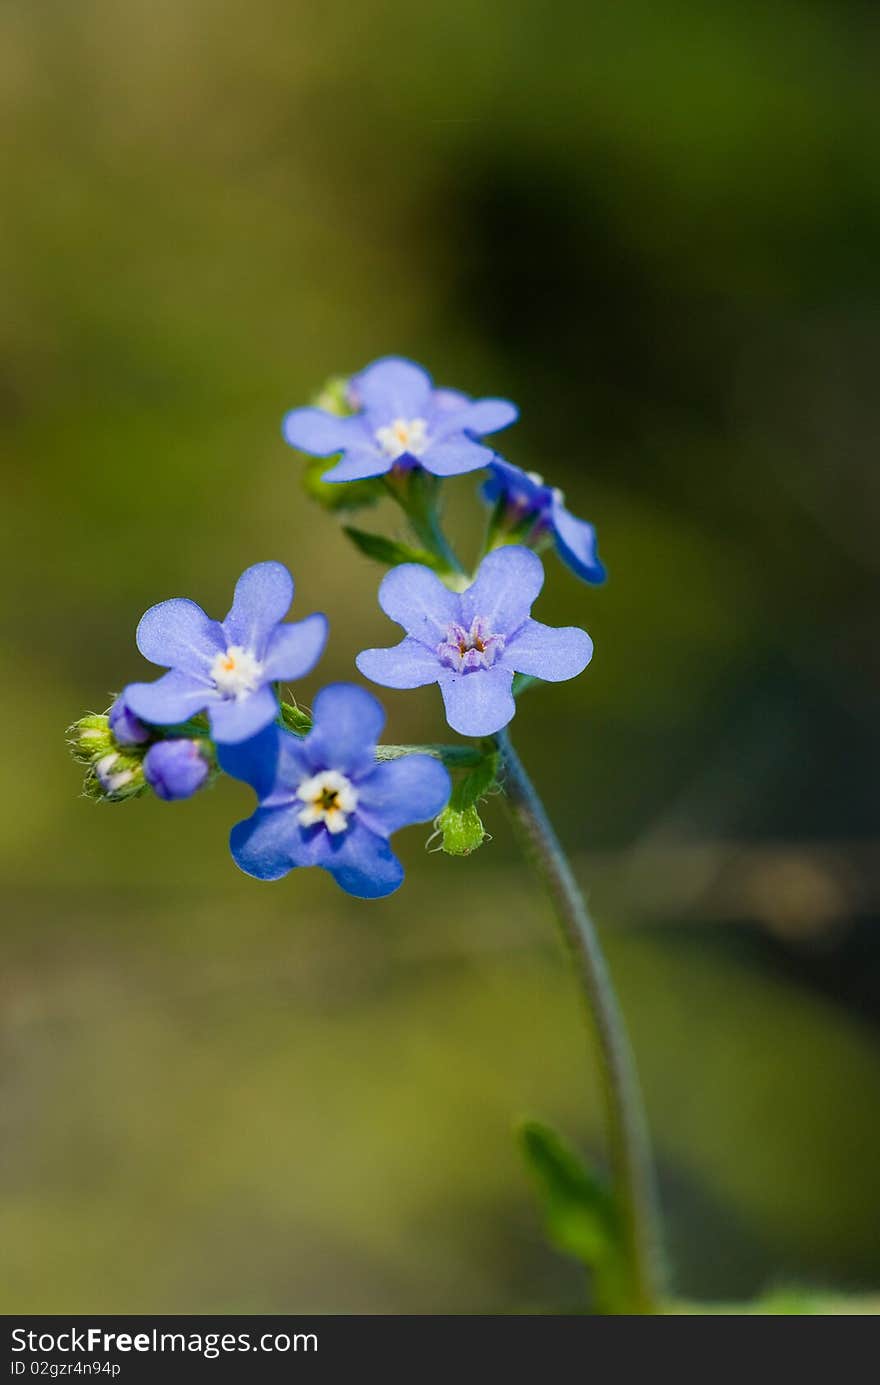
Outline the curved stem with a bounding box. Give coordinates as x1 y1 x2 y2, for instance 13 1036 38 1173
496 727 663 1313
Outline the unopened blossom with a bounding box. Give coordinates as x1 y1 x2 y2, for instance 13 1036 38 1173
144 739 211 801
108 695 151 746
356 547 593 737
283 356 518 483
219 683 450 898
482 459 605 584
124 562 327 745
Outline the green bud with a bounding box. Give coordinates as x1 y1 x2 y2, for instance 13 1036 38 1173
279 700 313 735
313 376 352 416
67 713 114 764
84 748 147 802
436 802 487 856
436 750 499 856
301 458 384 513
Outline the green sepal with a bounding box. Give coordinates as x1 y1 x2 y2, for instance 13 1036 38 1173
520 1120 631 1312
82 749 148 803
67 712 114 764
435 802 485 855
343 526 444 571
436 749 499 856
279 700 312 735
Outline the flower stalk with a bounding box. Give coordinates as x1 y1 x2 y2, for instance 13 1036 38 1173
496 727 663 1314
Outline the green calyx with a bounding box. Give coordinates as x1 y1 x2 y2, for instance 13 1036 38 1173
67 712 115 764
434 748 499 856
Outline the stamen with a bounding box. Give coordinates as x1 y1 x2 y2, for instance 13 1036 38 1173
210 645 264 700
296 769 358 834
375 417 429 460
437 616 505 673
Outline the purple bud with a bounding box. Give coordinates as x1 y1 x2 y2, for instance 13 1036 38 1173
143 739 210 802
108 695 151 746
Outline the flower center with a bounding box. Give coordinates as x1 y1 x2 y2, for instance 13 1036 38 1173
437 616 505 673
296 769 359 835
375 416 429 460
210 645 264 700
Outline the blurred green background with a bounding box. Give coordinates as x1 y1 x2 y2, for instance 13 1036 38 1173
2 0 880 1312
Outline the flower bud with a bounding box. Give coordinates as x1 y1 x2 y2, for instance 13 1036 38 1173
313 375 354 417
86 749 147 802
143 738 211 801
108 695 151 746
67 712 114 764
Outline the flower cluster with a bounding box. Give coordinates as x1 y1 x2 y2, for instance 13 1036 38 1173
70 355 602 898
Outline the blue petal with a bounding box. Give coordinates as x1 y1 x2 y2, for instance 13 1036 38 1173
324 819 405 899
357 755 451 835
124 670 214 726
459 546 544 635
431 388 469 414
551 498 606 584
230 805 323 881
217 723 285 798
438 666 516 737
321 448 391 483
262 613 328 681
502 619 593 681
304 682 385 776
349 356 433 420
431 398 518 439
421 437 497 477
208 685 279 744
356 637 440 690
376 563 459 642
136 598 225 675
483 458 546 507
223 561 294 652
282 408 365 457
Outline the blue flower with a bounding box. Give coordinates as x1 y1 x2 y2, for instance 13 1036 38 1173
108 695 151 746
482 459 605 584
283 356 518 484
356 547 593 738
218 683 450 899
144 739 211 801
124 562 328 745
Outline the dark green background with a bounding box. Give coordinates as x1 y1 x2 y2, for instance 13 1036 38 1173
2 0 879 1311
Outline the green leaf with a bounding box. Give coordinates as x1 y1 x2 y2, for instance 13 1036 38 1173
342 526 444 570
520 1121 621 1271
279 701 312 735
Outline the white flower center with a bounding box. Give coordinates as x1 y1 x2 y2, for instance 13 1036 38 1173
296 769 359 835
437 616 506 673
210 645 264 700
526 470 545 486
375 416 429 460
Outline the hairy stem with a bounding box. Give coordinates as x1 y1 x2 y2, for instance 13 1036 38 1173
496 727 663 1313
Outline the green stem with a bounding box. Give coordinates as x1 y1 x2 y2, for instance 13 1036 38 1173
376 743 486 769
496 727 663 1313
383 472 465 576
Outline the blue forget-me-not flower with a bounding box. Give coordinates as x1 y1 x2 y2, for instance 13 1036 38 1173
219 683 451 898
482 459 605 585
356 547 593 738
124 561 327 744
283 356 518 484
